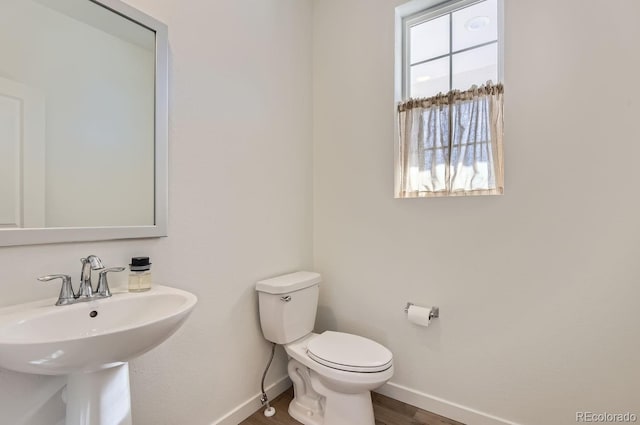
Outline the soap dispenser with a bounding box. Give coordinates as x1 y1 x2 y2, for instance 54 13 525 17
128 256 152 292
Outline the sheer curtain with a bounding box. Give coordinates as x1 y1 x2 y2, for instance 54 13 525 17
397 83 504 198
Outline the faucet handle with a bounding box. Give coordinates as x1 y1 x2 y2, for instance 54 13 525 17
97 267 125 297
38 274 75 306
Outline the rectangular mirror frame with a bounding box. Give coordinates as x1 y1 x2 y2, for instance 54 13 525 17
0 0 168 247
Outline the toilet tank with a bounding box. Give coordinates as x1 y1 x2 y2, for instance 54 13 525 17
256 271 321 344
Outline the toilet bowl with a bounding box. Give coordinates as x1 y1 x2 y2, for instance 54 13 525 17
256 271 394 425
286 333 393 425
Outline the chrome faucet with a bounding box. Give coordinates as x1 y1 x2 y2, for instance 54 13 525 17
78 255 105 299
38 255 125 306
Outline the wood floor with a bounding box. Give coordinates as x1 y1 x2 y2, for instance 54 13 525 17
239 387 465 425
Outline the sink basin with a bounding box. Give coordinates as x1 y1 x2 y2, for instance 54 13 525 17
0 285 197 375
0 285 197 425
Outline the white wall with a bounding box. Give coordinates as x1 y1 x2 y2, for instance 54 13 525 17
312 1 640 425
0 0 313 423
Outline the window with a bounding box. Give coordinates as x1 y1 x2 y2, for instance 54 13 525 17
404 0 501 99
395 0 504 198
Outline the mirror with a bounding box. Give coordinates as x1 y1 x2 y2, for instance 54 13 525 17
0 0 167 246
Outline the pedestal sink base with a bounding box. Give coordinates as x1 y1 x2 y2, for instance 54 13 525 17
66 363 132 425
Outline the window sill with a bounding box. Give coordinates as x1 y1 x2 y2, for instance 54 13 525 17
396 188 504 198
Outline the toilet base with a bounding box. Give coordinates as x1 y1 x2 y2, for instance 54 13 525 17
288 359 323 425
312 377 375 425
289 401 323 425
287 359 377 425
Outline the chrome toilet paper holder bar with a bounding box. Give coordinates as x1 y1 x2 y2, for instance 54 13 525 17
404 302 439 319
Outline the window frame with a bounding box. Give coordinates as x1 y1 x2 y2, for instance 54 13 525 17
393 0 504 198
402 0 504 100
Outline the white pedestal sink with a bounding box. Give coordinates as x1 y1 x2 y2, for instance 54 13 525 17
0 285 197 425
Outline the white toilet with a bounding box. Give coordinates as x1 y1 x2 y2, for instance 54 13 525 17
256 271 393 425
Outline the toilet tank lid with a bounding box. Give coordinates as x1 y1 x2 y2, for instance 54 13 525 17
256 271 321 295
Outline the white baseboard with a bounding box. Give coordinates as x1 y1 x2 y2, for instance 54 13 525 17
376 382 523 425
210 376 522 425
210 376 291 425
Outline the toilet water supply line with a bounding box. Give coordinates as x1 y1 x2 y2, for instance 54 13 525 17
260 342 277 417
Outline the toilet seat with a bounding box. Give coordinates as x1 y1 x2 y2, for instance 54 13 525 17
307 331 393 373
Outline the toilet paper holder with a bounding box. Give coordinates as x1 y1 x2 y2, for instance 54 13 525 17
404 302 439 319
